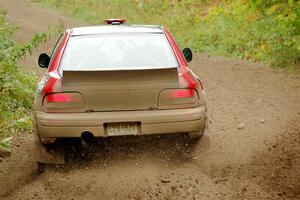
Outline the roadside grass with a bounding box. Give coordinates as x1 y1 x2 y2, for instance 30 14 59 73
34 0 299 69
0 137 11 150
0 10 63 148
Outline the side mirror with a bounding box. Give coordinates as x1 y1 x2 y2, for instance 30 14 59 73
38 53 50 68
182 48 193 63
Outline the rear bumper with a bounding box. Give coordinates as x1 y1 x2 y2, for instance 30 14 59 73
35 105 206 141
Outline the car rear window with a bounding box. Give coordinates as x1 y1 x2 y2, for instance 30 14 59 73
59 34 178 72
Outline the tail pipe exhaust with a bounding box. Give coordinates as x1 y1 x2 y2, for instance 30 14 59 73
81 131 95 144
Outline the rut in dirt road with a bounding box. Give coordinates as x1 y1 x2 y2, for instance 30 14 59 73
0 0 300 199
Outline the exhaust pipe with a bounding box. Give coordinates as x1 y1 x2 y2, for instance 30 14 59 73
81 131 95 144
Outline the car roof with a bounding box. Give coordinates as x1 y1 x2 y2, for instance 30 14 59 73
70 25 164 36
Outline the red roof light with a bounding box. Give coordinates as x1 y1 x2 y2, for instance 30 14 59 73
104 18 126 25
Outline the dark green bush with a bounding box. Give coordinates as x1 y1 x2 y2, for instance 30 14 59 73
0 10 50 140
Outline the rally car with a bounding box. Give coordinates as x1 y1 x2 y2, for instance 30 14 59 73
34 19 207 147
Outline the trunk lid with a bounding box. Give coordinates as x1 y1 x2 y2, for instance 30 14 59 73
62 68 178 111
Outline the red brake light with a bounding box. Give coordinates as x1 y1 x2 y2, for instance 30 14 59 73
43 93 84 112
46 93 72 103
104 18 126 25
170 89 194 98
158 89 199 110
41 73 84 112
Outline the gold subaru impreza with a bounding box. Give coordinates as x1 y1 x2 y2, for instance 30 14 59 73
33 19 207 147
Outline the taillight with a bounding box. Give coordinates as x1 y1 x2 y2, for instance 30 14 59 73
158 89 199 110
40 71 85 112
43 92 84 112
170 89 194 98
158 67 205 110
46 93 72 103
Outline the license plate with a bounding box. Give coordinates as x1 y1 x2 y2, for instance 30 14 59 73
106 122 139 136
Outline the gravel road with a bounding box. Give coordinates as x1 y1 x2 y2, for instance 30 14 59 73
0 0 299 199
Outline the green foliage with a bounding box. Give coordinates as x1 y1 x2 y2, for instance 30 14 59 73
0 137 11 150
0 10 53 141
35 0 299 68
195 0 300 67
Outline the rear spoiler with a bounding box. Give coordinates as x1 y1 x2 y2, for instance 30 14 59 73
62 67 179 91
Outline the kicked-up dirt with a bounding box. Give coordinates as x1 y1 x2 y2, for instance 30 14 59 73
0 0 300 199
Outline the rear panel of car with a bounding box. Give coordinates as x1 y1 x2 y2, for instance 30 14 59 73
61 68 178 111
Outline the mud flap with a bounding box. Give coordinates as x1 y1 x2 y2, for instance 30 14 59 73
34 138 65 165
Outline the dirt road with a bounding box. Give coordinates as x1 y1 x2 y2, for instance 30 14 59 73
0 0 299 199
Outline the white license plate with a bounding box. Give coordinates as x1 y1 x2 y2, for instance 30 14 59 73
107 122 139 136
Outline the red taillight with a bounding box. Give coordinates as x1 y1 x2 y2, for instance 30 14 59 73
43 93 84 112
158 89 199 110
170 89 194 98
46 93 72 103
41 72 84 112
